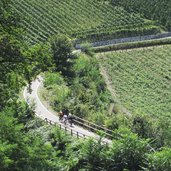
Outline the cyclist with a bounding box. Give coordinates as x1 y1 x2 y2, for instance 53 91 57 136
63 114 68 125
59 110 63 122
68 113 74 126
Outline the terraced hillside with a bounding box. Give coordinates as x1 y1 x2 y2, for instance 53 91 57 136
98 45 171 117
113 0 171 30
12 0 160 44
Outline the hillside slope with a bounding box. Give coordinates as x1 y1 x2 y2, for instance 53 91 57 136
98 45 171 117
113 0 171 31
12 0 160 44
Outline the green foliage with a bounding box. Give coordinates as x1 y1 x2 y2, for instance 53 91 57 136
1 103 171 171
104 113 132 131
50 34 73 75
94 38 171 53
0 141 16 169
113 0 171 30
42 53 112 121
0 35 26 109
42 84 70 111
98 45 171 146
11 0 160 44
105 129 149 171
22 42 53 76
105 116 119 130
99 45 171 117
70 54 113 118
145 148 171 171
0 0 53 110
57 129 152 171
88 112 106 126
1 1 171 170
44 72 64 87
80 43 94 57
156 114 171 147
0 107 62 170
0 0 22 36
132 114 155 139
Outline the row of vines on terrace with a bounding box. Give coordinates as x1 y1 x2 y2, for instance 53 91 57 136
11 0 160 44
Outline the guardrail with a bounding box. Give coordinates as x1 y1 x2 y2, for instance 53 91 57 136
43 117 110 145
72 115 114 139
25 79 112 144
44 118 87 138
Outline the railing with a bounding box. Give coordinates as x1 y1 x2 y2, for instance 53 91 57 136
72 115 114 139
44 118 96 139
43 117 110 144
43 117 156 151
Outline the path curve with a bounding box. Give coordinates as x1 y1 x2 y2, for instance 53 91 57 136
24 76 111 144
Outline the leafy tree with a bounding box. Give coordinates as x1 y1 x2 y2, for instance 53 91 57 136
131 114 154 139
0 0 53 109
145 148 171 171
22 42 53 80
0 0 28 109
104 129 149 171
155 114 171 147
0 140 16 170
50 34 74 76
44 72 64 87
0 107 61 170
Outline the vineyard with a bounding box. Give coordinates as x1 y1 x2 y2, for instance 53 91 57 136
98 45 171 117
11 0 160 44
113 0 171 31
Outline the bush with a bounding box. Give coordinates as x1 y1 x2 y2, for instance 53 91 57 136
145 148 171 171
94 38 171 53
43 72 64 87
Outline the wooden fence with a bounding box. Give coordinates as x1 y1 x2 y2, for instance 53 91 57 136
43 116 112 144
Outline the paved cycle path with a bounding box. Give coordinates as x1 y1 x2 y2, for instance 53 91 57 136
24 76 111 143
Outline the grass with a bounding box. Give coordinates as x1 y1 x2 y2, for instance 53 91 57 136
37 82 59 117
98 45 171 117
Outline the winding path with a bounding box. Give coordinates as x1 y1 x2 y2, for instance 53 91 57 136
24 76 111 144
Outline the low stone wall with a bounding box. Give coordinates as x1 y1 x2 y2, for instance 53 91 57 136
75 32 171 49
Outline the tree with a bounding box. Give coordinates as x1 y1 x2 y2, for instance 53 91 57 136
50 34 74 76
145 148 171 171
22 42 53 80
0 0 27 109
105 128 149 171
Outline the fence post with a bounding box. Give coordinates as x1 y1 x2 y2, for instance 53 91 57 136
77 132 79 138
87 122 90 131
71 129 73 136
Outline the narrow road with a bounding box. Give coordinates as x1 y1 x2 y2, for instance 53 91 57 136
24 76 111 143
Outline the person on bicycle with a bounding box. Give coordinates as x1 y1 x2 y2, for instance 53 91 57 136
63 114 68 125
68 113 74 126
59 110 63 122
